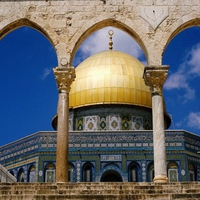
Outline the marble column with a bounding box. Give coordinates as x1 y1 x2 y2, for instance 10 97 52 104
143 65 169 183
53 65 75 182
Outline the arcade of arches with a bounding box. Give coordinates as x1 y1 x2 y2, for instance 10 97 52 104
1 0 200 184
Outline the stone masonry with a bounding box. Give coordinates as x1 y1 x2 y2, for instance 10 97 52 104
1 182 200 200
0 0 200 67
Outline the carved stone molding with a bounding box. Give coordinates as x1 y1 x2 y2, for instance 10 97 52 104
53 66 75 93
143 65 169 96
139 6 169 30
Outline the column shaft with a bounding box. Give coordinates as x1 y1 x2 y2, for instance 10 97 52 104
152 95 168 182
53 66 75 182
56 92 69 182
143 65 169 183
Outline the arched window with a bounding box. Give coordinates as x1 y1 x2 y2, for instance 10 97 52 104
68 163 74 182
17 168 25 182
148 162 154 182
128 162 139 182
168 161 178 182
45 163 55 182
28 165 36 182
188 163 196 181
83 163 93 182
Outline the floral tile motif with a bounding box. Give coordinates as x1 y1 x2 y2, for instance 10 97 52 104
76 118 84 130
132 116 143 130
122 116 130 130
99 116 107 130
85 116 98 131
109 116 121 130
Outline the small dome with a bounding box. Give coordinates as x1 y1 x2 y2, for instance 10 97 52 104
69 50 152 108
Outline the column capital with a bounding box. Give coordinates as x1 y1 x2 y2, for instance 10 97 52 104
143 65 169 95
53 66 75 93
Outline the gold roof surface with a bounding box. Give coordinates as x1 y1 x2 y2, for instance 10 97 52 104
69 50 152 108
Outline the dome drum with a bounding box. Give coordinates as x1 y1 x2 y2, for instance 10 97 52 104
52 104 171 131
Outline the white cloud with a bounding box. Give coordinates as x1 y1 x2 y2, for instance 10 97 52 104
164 43 200 103
164 73 187 90
40 68 52 80
164 71 195 103
78 27 145 62
187 44 200 76
187 112 200 130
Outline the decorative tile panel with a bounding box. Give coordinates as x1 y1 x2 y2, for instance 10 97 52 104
109 116 121 130
99 116 107 130
76 161 81 182
76 118 83 131
122 116 130 130
132 116 143 130
85 116 98 131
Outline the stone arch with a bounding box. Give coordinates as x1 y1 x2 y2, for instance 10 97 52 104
0 18 58 62
69 18 148 65
161 18 200 60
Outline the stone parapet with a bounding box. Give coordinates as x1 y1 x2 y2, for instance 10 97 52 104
0 165 16 183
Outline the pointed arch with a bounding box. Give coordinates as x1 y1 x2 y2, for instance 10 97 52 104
17 168 25 182
69 19 148 65
0 18 57 57
28 164 36 182
167 161 179 182
162 18 200 58
188 163 196 181
100 170 122 182
44 162 56 182
128 161 140 182
82 162 94 182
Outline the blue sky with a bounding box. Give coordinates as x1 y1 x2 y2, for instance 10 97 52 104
0 26 200 146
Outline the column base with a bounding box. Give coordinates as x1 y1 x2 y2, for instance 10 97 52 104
153 175 168 183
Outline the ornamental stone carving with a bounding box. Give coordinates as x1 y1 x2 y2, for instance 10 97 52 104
60 58 68 67
53 66 75 93
143 65 169 96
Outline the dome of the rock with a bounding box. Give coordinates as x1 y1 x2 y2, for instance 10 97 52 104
52 47 171 131
69 50 152 109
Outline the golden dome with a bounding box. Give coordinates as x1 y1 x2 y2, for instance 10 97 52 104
69 50 152 108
